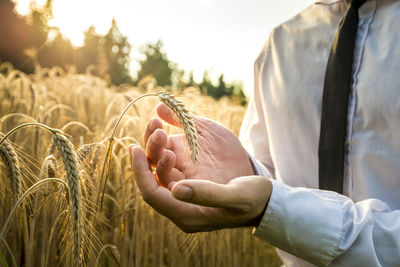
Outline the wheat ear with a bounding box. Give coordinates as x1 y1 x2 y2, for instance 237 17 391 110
158 92 198 162
0 135 21 202
77 143 96 161
39 154 59 195
96 91 198 217
52 133 83 266
46 155 57 178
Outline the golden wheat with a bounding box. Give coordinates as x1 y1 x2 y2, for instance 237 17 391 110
158 91 199 162
52 133 83 266
0 134 21 202
39 154 59 195
0 62 281 267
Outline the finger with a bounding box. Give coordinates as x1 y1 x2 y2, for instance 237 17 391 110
146 129 168 164
156 150 185 185
129 144 188 218
171 176 271 212
171 180 237 209
156 103 181 127
144 117 163 147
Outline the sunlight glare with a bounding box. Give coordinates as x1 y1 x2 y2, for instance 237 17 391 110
49 0 116 46
13 0 47 15
12 0 315 96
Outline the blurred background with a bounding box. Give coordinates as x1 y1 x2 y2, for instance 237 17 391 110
0 1 317 266
0 0 314 103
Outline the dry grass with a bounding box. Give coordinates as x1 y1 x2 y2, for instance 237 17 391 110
0 63 281 266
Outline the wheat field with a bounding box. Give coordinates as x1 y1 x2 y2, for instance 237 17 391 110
0 62 281 267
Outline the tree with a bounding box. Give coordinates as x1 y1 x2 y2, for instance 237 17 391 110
76 26 102 73
103 19 133 85
29 0 53 45
0 0 50 72
0 1 134 85
186 71 196 87
198 70 214 96
197 71 247 105
37 28 74 68
137 40 173 87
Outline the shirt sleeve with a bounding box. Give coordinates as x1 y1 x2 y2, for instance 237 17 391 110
239 43 275 180
243 65 400 266
240 38 400 267
253 179 400 266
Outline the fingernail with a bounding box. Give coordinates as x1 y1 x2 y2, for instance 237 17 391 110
129 144 136 157
173 185 192 200
129 144 137 149
161 152 169 164
152 131 160 144
168 182 176 191
149 118 156 131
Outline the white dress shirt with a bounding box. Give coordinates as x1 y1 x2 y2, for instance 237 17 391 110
239 0 400 266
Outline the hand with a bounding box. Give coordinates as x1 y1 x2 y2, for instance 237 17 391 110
129 103 272 232
130 145 272 232
143 103 254 186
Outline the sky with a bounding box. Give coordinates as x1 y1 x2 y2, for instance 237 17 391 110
14 0 315 96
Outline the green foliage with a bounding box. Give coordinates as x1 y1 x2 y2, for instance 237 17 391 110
198 71 248 106
76 20 133 84
0 250 8 267
137 41 247 105
103 19 133 84
186 71 196 87
0 0 132 85
137 40 173 86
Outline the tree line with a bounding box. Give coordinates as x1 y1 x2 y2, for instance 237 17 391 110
0 0 247 105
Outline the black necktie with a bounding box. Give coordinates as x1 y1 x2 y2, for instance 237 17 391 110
319 0 366 193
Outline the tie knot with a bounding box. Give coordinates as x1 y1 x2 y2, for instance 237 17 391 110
351 0 366 9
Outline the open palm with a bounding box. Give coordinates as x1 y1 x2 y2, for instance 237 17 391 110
144 103 254 186
129 103 270 233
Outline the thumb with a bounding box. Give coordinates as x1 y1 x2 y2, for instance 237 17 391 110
171 176 269 212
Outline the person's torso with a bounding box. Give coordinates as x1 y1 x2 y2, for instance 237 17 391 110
257 0 400 265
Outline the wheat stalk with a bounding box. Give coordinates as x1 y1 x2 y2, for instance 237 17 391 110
0 178 68 267
0 123 84 264
45 209 69 267
89 144 102 176
95 91 198 231
52 133 83 266
0 179 68 237
0 134 21 202
158 91 198 162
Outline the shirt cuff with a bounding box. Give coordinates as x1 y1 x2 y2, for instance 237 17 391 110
253 179 345 266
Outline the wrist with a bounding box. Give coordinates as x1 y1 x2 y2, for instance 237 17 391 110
246 178 272 227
